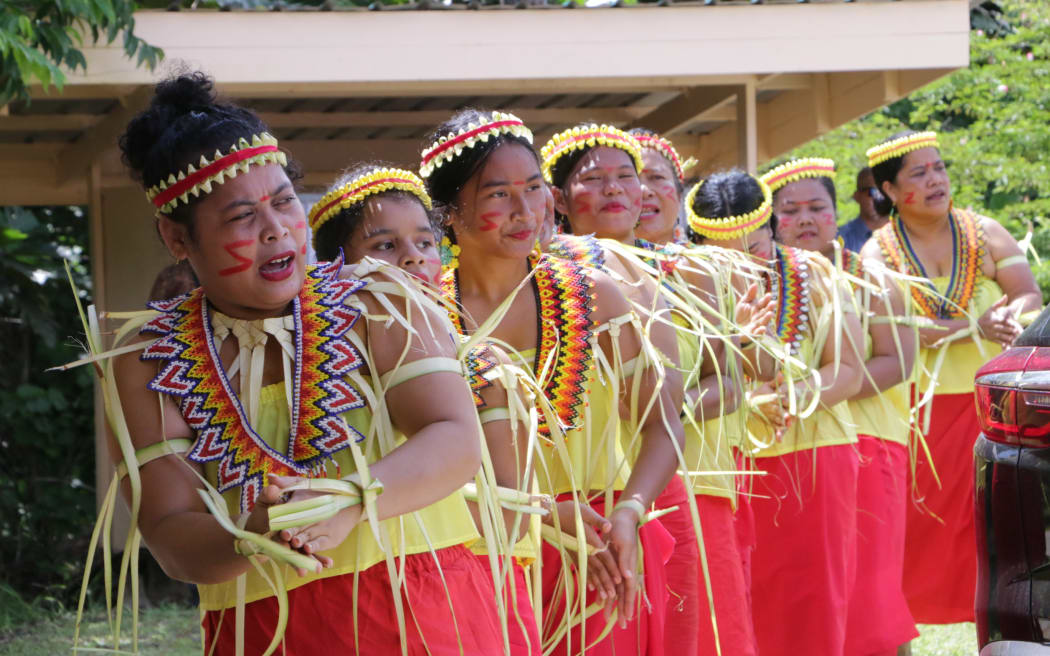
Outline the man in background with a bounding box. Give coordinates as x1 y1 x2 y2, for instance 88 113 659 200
838 167 889 253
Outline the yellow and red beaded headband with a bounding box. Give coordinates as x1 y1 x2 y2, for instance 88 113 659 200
684 176 773 240
760 157 836 194
540 125 645 184
633 133 697 182
866 131 939 168
419 111 533 179
308 168 432 238
146 132 286 214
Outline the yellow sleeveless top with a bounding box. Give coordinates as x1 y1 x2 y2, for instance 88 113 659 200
917 276 1003 395
674 316 737 503
748 332 858 458
515 347 628 496
749 253 858 458
847 329 911 446
197 382 479 612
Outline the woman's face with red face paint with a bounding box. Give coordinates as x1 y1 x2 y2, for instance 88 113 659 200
343 195 440 285
555 146 642 243
637 149 681 244
452 142 546 262
773 178 838 253
158 163 309 319
881 146 952 219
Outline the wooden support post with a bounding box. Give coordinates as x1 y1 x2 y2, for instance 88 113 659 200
736 81 758 174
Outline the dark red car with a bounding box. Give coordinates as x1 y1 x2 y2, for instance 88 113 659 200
974 306 1050 655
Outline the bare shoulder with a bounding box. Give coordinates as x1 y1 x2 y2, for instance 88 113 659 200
590 268 632 324
859 235 886 263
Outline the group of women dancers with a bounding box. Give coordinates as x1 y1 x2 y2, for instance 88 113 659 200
77 71 1042 656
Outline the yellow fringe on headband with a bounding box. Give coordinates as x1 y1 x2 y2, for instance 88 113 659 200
146 133 287 214
308 168 432 236
540 124 644 184
760 157 836 194
866 131 939 168
685 175 773 240
419 111 533 179
633 133 697 182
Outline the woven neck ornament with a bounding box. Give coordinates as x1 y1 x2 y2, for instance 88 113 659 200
139 257 367 513
441 253 595 436
541 124 644 184
419 111 533 179
876 208 983 319
761 157 836 194
866 132 939 168
685 175 773 240
769 243 811 356
633 133 697 182
308 167 432 239
146 133 286 214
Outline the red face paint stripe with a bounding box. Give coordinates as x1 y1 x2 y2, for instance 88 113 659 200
478 212 500 231
218 240 254 276
904 192 916 204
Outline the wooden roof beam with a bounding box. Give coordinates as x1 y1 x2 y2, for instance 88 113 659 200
259 106 650 130
629 85 740 136
0 114 100 131
55 85 152 185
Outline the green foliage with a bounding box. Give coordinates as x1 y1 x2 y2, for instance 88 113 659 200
0 0 163 104
784 0 1050 300
0 207 96 608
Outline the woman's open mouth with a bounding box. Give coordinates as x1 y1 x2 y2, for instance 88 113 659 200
259 251 295 281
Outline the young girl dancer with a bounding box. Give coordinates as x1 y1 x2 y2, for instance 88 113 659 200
686 169 864 656
423 110 684 656
310 163 543 655
764 157 919 654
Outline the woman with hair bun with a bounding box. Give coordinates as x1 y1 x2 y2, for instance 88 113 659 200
94 71 503 654
423 109 684 656
861 131 1041 624
686 169 864 656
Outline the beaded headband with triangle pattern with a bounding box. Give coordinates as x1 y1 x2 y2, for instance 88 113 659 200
633 133 697 182
866 131 939 168
684 175 773 240
419 111 533 179
540 124 644 184
146 132 287 214
308 168 432 238
760 157 836 194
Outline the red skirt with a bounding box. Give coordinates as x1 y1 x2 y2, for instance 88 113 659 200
541 491 675 656
201 544 504 655
750 444 859 656
654 476 700 655
475 555 542 656
733 449 756 596
694 494 757 656
903 392 979 623
845 436 918 655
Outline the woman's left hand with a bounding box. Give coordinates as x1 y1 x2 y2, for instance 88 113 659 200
269 474 361 569
606 506 641 628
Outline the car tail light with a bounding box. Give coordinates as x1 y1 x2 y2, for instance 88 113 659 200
975 347 1050 448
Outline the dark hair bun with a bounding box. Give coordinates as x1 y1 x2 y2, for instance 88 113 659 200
119 71 268 192
690 169 764 219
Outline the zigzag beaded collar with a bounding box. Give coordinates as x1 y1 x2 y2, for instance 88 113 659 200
139 258 368 512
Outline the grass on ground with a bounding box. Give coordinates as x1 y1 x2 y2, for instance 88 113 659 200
0 604 200 656
0 604 980 655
